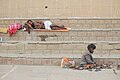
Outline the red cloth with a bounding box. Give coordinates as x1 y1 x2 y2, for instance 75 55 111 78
63 57 70 62
8 23 21 37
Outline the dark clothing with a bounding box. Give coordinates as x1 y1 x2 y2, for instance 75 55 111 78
80 50 95 65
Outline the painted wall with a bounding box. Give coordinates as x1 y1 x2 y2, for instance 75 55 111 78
0 0 120 18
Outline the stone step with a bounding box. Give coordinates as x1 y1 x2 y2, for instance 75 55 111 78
0 56 119 66
0 19 120 29
0 41 120 56
1 29 120 41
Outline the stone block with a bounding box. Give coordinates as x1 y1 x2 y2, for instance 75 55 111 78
72 50 82 54
32 37 38 41
78 20 86 24
51 50 60 54
36 44 47 50
32 50 43 54
96 37 105 41
92 20 100 24
10 36 19 41
112 37 119 41
6 58 12 64
69 31 78 36
117 20 120 23
113 24 120 28
116 31 120 37
0 57 7 64
93 32 102 37
17 50 25 54
118 59 120 65
19 58 27 64
62 44 77 50
8 50 17 54
17 31 25 36
49 37 58 41
51 58 61 66
85 20 92 24
113 44 120 50
105 37 113 41
12 58 22 64
108 31 117 37
76 24 83 29
82 37 90 41
26 37 32 41
63 37 72 41
41 58 52 65
61 20 68 24
33 58 42 65
25 44 36 50
101 32 108 37
0 44 9 50
106 24 113 28
90 37 97 41
76 44 86 50
110 50 120 54
18 36 26 41
102 45 113 50
25 50 32 54
60 50 73 54
43 50 51 54
0 20 5 25
47 44 60 50
71 37 83 41
17 44 25 50
104 20 112 24
26 58 34 65
8 45 17 50
99 20 105 24
61 32 69 36
101 50 110 57
69 20 77 24
53 32 62 36
77 32 87 37
112 20 118 24
9 20 15 24
86 32 93 37
0 50 8 53
95 44 102 50
3 37 10 41
4 20 10 25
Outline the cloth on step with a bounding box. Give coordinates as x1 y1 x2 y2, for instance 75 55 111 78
44 21 52 30
8 23 21 37
0 28 8 33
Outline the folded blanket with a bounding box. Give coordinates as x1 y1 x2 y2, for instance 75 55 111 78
0 28 8 33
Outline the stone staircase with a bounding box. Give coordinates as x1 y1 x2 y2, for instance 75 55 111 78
0 19 120 66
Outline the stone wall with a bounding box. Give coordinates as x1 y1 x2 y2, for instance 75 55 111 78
0 19 120 66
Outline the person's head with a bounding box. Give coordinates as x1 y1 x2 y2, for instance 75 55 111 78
27 20 33 25
87 44 96 53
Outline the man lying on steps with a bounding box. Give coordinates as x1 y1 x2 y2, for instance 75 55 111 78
23 20 70 34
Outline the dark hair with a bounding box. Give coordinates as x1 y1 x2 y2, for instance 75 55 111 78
87 44 96 50
27 20 33 23
27 20 35 29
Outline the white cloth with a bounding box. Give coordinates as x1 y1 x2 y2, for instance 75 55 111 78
44 21 52 30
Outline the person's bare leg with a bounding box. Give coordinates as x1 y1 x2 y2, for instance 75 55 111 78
61 58 65 68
